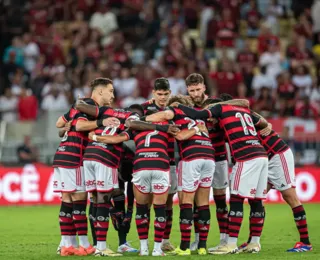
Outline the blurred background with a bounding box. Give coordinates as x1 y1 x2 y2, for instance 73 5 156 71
0 0 319 175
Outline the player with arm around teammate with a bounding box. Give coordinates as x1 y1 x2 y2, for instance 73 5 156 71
171 97 269 254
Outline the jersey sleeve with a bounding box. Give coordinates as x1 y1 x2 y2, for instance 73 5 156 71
176 104 211 119
62 110 71 122
98 106 111 117
74 112 89 121
251 113 262 125
208 104 222 119
122 129 134 140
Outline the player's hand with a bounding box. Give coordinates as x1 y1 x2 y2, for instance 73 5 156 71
170 102 180 107
167 124 180 136
147 98 155 104
197 124 209 135
63 121 72 131
88 131 95 140
207 117 218 124
121 209 133 234
260 123 272 136
102 117 120 127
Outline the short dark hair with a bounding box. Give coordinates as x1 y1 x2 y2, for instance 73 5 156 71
90 77 113 90
128 104 144 117
220 93 233 101
154 78 170 91
185 73 204 87
202 98 222 108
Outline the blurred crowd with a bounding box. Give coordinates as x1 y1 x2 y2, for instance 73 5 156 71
1 0 320 123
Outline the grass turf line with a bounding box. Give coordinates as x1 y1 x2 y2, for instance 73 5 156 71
0 204 319 259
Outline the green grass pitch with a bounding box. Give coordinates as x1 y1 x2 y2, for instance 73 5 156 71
0 203 319 260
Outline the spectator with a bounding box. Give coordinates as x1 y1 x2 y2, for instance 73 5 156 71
0 88 18 122
252 65 277 98
17 136 38 164
41 87 69 111
295 96 319 118
246 0 261 38
10 69 27 96
168 67 187 95
41 72 71 98
294 13 313 39
287 36 313 70
259 43 282 79
89 3 118 46
265 0 284 35
3 37 24 67
210 60 243 97
113 68 138 100
278 72 297 116
18 88 38 121
215 8 238 59
23 32 40 74
257 24 280 53
292 65 313 98
120 86 146 108
253 86 275 117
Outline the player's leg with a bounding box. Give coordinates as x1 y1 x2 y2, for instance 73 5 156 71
70 166 95 256
132 170 152 256
84 161 97 248
88 192 97 247
190 203 200 251
94 164 122 256
211 160 258 255
242 157 268 253
151 170 170 256
272 149 312 252
209 160 229 252
162 165 177 252
174 160 200 255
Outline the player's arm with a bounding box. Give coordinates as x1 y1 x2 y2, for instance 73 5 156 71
177 104 214 119
145 110 174 122
175 124 207 141
126 120 180 135
56 116 67 128
58 121 72 137
218 99 249 108
250 110 272 135
251 113 268 129
89 131 130 144
75 99 99 118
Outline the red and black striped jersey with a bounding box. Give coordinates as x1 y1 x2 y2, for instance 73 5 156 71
141 101 175 165
125 122 171 172
170 107 215 161
257 130 289 159
206 121 228 162
209 104 267 162
53 98 99 168
83 106 138 168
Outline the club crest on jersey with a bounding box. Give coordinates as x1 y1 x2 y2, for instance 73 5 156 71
58 146 66 152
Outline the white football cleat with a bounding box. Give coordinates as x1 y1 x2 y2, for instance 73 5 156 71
139 248 149 256
190 240 199 251
152 249 166 256
117 242 139 253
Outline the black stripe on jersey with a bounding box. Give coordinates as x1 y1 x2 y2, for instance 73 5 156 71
133 157 170 172
224 121 242 131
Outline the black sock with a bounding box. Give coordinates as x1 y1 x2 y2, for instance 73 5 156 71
89 201 97 246
180 204 193 250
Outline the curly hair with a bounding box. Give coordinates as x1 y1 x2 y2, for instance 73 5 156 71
167 95 194 107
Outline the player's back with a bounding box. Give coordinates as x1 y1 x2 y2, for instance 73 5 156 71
257 129 289 159
171 107 214 161
128 122 171 172
53 98 97 168
84 107 137 168
219 104 266 162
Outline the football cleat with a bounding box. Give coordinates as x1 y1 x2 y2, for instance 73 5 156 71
139 248 149 256
238 242 248 253
190 240 199 251
94 248 123 257
161 241 175 252
117 242 139 253
287 242 313 252
60 246 76 256
197 248 207 255
168 247 191 256
152 249 166 256
208 240 228 253
243 243 261 253
208 244 239 255
74 245 95 256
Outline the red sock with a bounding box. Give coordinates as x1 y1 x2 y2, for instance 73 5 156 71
198 205 211 249
154 204 166 243
164 209 173 239
292 205 310 244
136 203 149 240
95 203 110 243
228 195 244 239
73 200 88 236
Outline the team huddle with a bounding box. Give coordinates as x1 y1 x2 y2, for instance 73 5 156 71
53 74 312 257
